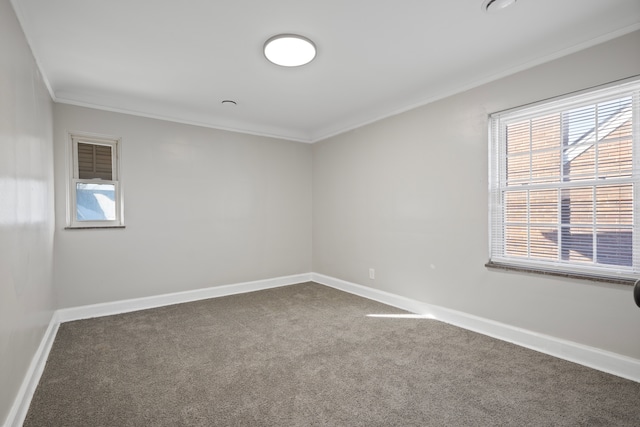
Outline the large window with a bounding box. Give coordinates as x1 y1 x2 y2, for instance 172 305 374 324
488 79 640 281
68 133 123 228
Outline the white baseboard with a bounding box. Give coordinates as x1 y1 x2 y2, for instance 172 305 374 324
312 273 640 383
4 312 60 427
56 273 312 322
5 273 311 427
7 271 638 427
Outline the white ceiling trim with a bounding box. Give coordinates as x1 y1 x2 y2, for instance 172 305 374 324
54 96 314 143
311 23 640 143
54 22 640 145
10 1 640 145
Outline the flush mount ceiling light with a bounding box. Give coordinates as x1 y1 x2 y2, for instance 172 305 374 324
264 34 316 67
482 0 517 13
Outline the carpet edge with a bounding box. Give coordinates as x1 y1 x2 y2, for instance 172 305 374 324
4 313 60 427
56 273 312 323
12 270 637 427
311 273 640 383
8 274 312 427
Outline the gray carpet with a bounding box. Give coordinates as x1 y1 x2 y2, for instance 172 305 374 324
25 282 640 426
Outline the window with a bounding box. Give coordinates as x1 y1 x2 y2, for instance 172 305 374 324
68 133 123 228
488 79 640 281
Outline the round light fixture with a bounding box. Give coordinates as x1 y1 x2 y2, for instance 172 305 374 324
482 0 517 13
264 34 316 67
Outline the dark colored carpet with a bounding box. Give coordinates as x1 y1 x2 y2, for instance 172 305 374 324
25 282 640 426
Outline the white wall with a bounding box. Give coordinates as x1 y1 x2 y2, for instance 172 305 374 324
0 0 56 424
3 3 636 422
53 105 312 308
313 31 640 360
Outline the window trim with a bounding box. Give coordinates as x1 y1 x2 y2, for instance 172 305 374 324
67 132 124 228
484 261 636 286
488 77 640 283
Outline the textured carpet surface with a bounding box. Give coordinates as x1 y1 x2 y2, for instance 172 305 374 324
25 282 640 426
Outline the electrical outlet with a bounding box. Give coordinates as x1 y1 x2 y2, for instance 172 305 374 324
369 268 375 279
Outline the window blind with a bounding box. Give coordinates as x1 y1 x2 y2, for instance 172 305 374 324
69 134 122 227
489 78 640 280
77 142 113 180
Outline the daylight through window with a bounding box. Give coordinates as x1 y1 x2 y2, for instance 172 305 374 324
488 78 640 280
69 134 123 227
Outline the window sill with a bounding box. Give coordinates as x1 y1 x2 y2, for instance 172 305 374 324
485 261 636 286
64 225 126 230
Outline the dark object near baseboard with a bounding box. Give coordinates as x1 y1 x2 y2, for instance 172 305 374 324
634 279 640 308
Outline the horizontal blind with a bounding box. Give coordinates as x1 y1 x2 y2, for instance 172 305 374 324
489 78 640 279
77 142 113 180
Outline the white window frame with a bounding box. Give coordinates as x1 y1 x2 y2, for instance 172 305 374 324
488 78 640 282
67 132 124 228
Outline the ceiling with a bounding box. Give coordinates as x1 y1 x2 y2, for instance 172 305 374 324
11 0 640 143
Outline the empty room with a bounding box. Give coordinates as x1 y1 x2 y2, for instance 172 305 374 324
2 0 640 425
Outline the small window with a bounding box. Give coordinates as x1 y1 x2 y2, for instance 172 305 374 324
488 78 640 281
68 133 123 228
